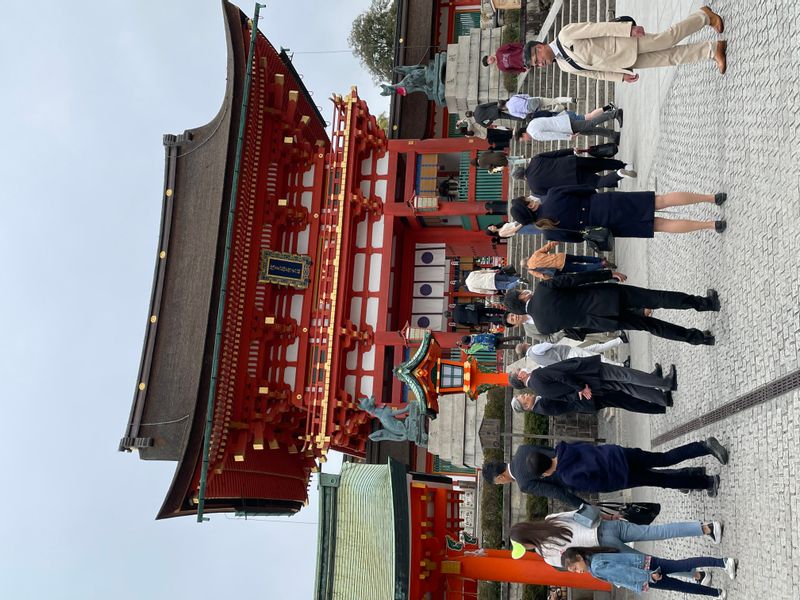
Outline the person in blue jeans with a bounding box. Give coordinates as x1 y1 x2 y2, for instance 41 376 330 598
459 333 524 352
562 546 737 598
509 512 722 585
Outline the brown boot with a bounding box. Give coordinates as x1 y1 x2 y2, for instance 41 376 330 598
700 6 724 33
714 40 727 74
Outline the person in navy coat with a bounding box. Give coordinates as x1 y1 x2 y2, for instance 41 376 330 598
528 185 728 238
512 149 630 197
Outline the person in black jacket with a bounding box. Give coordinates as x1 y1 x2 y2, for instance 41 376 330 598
512 149 632 196
503 272 720 345
482 444 588 508
511 390 667 416
509 355 675 407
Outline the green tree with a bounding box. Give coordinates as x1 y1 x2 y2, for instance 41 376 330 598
348 0 396 83
375 111 389 133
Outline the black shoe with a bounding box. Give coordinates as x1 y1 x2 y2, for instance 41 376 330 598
663 390 674 407
667 364 678 391
619 331 629 344
714 192 727 206
714 220 727 233
702 330 716 345
603 102 617 112
704 436 729 464
704 288 721 311
706 474 720 497
623 357 631 368
651 363 663 378
612 132 621 145
615 108 624 127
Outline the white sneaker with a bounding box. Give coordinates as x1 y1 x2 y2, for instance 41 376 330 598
617 168 638 179
699 570 713 586
723 557 738 580
707 521 723 544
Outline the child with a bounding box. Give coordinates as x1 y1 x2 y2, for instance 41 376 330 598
562 547 736 598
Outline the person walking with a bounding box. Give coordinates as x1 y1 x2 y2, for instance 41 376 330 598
508 355 675 406
562 547 736 598
503 278 720 345
481 445 588 508
511 148 633 197
504 94 575 118
511 389 667 416
452 302 507 326
464 267 520 294
514 336 626 368
509 512 723 584
529 185 728 238
481 41 535 74
517 106 622 143
459 332 524 352
490 437 729 498
523 241 612 281
529 6 728 81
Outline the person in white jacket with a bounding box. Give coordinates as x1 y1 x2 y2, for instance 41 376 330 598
517 105 621 143
464 268 519 294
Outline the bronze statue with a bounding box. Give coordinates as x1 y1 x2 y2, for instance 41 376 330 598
358 395 428 446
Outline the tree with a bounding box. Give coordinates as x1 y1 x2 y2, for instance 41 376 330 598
348 0 396 84
375 111 389 133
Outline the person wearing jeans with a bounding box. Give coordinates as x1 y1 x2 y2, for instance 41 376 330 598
562 547 737 598
508 514 722 583
523 241 612 281
517 106 622 143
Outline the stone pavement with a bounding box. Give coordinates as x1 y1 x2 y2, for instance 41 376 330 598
503 1 800 598
601 1 800 599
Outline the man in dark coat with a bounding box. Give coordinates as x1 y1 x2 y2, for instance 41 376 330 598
513 149 633 196
502 438 729 497
452 302 506 326
509 355 676 407
511 390 666 416
503 272 720 345
481 444 588 508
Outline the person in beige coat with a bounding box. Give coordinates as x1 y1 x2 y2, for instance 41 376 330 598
530 6 727 83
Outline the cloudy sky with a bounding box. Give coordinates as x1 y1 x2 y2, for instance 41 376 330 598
0 1 389 598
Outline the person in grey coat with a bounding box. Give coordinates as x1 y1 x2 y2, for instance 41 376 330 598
516 339 625 367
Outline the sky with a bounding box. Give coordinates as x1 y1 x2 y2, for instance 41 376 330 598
0 2 389 598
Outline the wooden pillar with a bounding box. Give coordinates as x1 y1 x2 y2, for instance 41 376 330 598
443 550 611 590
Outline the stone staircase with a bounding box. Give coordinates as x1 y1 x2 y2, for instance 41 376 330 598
445 27 517 113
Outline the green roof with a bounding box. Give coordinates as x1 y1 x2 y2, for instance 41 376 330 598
315 460 410 600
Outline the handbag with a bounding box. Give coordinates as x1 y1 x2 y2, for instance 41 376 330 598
572 503 602 528
547 225 614 253
598 502 661 525
582 226 614 253
586 142 618 158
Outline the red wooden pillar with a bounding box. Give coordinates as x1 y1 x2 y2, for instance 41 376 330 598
443 549 611 590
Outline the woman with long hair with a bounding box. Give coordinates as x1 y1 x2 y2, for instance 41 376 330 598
511 184 728 239
509 511 722 586
562 547 736 598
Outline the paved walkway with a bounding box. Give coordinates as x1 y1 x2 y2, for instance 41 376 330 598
601 1 800 599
